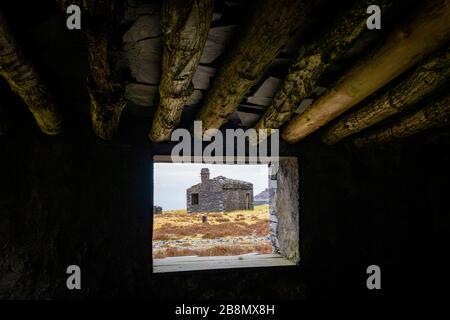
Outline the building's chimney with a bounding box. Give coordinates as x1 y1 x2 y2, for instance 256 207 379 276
201 168 210 184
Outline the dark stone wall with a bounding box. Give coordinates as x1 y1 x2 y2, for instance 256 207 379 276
1 115 450 299
0 119 152 299
187 180 254 213
186 182 224 213
223 188 253 211
270 158 299 263
297 130 450 299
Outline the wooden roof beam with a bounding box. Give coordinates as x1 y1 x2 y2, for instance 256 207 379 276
282 0 450 144
149 0 214 142
254 0 395 135
354 92 450 146
0 10 63 135
322 44 450 145
58 0 126 140
197 0 313 136
86 29 126 140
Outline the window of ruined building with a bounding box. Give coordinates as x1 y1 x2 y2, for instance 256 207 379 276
152 156 299 273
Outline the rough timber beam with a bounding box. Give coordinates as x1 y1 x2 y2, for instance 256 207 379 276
0 10 63 135
197 0 312 135
282 0 450 144
354 92 450 146
149 0 214 143
322 44 450 145
58 0 126 140
254 0 394 135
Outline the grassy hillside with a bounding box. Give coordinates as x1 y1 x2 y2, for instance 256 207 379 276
153 205 271 258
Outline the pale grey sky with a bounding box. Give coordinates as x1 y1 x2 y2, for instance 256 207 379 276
154 163 269 210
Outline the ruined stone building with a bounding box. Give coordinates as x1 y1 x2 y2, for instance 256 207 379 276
187 168 253 213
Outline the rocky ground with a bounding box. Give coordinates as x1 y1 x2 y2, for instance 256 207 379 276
153 235 270 250
152 205 272 258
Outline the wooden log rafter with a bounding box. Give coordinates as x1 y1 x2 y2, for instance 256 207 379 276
354 92 450 146
0 10 63 135
149 0 214 142
254 0 394 135
197 0 313 136
282 0 450 144
322 44 450 144
58 0 126 140
86 30 126 141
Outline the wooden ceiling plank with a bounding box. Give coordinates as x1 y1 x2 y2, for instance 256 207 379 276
282 0 450 144
254 0 395 136
354 92 450 146
197 0 313 136
322 44 450 145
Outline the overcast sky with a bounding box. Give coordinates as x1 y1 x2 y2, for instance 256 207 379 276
154 163 269 210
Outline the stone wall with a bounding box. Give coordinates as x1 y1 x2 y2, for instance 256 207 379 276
269 166 280 254
0 117 152 299
2 114 450 299
279 159 300 262
186 181 224 213
269 159 299 262
223 188 254 211
187 177 254 213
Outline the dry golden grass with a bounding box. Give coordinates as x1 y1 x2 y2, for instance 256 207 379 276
160 208 187 215
153 243 272 259
153 204 269 240
152 205 271 258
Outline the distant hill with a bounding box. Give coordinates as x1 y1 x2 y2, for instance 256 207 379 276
253 188 269 205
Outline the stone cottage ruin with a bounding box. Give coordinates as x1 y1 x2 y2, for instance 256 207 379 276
187 168 254 213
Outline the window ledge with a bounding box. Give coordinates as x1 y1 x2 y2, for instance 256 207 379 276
153 253 296 273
